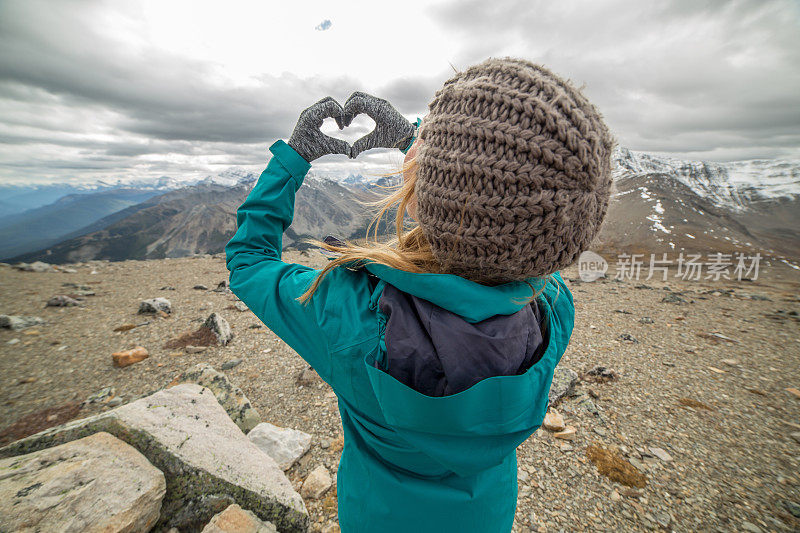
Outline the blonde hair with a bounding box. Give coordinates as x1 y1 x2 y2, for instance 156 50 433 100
295 149 546 306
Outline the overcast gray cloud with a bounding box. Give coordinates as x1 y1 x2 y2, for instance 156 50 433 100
430 0 800 161
0 0 798 186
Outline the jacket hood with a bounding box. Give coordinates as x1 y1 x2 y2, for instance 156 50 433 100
359 265 575 477
376 282 547 397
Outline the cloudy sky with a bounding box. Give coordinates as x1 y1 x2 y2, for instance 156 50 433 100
1 0 798 186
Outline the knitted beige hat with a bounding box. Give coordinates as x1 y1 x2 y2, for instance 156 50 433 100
414 56 615 284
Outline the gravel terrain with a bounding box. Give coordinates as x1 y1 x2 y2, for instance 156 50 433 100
1 252 799 532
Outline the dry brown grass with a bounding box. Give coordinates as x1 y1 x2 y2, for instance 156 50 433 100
0 401 82 446
163 325 218 349
678 398 714 410
586 444 647 488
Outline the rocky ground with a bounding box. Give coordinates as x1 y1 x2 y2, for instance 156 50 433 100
0 252 799 532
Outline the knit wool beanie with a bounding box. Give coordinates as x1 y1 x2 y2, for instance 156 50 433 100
414 56 615 284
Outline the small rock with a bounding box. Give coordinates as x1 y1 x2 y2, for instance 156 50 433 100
559 442 574 452
0 315 46 331
321 524 341 533
639 317 655 324
583 365 619 382
548 367 578 405
648 446 673 462
185 345 208 354
617 333 638 343
786 387 800 400
542 410 566 432
629 457 647 472
7 338 19 345
14 261 54 272
139 297 172 315
301 465 332 500
296 366 320 386
234 301 249 312
83 386 116 405
194 284 209 290
619 487 643 498
46 295 82 307
248 422 312 470
741 521 762 533
213 281 232 293
221 359 243 370
784 501 800 518
160 286 176 290
661 293 686 304
112 346 149 368
790 432 800 444
518 470 529 482
721 358 740 366
553 426 577 441
610 489 621 502
205 313 233 346
201 503 277 533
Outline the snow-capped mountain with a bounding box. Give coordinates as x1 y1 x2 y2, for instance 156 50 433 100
612 147 800 211
599 148 800 270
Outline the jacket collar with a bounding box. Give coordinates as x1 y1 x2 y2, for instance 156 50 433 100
362 261 545 323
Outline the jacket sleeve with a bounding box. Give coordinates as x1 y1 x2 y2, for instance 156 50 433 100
224 140 371 386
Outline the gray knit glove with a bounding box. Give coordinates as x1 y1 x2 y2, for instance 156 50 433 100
287 96 351 162
343 91 416 158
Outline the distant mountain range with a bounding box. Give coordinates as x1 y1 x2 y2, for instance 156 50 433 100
6 173 400 264
3 149 798 268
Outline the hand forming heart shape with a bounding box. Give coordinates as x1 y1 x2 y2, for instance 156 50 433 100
288 93 416 162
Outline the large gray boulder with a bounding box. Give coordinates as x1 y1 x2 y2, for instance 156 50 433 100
169 363 260 433
0 431 165 533
0 384 308 533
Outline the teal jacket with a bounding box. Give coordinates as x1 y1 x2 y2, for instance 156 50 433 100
225 140 575 533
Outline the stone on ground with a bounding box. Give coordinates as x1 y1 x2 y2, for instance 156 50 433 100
46 295 83 307
0 384 308 533
112 346 149 368
205 312 234 345
296 366 320 386
169 363 260 433
542 410 566 432
248 422 312 470
548 367 578 405
0 431 165 533
553 426 577 441
0 314 46 331
139 297 172 314
14 261 54 272
201 504 277 533
300 465 332 500
649 446 674 462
